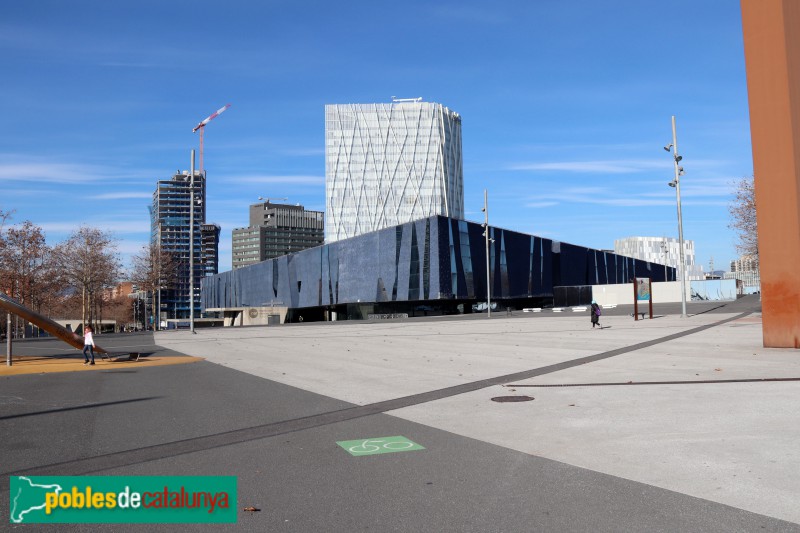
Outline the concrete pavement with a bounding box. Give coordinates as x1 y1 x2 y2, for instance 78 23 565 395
2 295 799 531
153 295 800 527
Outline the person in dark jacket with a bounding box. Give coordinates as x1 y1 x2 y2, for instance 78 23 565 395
590 300 601 329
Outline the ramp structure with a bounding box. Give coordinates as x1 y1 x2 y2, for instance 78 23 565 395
0 292 107 354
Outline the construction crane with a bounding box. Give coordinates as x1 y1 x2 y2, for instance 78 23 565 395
192 104 230 173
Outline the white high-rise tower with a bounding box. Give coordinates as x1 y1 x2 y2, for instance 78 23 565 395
324 100 464 242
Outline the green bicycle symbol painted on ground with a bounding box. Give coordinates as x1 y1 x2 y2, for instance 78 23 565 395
336 436 425 456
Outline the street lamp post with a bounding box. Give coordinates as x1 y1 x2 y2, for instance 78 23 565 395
6 313 11 366
154 244 161 332
665 116 688 318
481 189 495 318
189 150 196 334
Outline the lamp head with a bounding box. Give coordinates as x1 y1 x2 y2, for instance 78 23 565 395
668 180 677 188
664 144 673 152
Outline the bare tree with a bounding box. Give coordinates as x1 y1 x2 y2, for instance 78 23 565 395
728 175 758 261
0 221 57 337
0 221 50 303
0 208 12 340
0 208 11 231
103 284 135 330
52 226 121 331
130 242 179 330
0 208 12 281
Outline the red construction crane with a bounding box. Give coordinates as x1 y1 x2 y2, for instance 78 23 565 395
192 104 230 173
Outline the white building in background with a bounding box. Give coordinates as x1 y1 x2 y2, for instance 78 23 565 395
730 255 759 273
614 236 705 280
324 99 464 243
725 255 761 292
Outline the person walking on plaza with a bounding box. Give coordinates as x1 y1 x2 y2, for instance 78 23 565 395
590 300 602 329
83 325 96 365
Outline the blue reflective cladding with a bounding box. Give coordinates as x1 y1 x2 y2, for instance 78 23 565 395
201 216 675 310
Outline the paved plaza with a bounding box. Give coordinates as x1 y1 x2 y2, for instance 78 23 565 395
1 296 799 531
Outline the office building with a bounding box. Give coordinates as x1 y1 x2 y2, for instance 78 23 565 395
232 201 324 269
614 236 705 280
325 99 464 243
151 170 219 320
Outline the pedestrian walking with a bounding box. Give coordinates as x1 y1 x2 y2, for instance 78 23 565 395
590 300 602 329
83 326 95 365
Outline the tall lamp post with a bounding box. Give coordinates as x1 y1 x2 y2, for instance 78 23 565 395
665 116 688 318
6 313 11 366
481 189 495 318
189 150 196 334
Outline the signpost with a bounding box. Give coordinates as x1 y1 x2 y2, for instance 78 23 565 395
633 277 653 320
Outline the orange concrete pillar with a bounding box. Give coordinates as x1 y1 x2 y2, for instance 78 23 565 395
741 0 800 348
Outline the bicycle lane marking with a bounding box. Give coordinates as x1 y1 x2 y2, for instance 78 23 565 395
336 436 425 456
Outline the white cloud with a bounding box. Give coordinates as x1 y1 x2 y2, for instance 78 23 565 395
39 220 151 235
90 192 152 200
525 201 559 208
0 162 105 184
524 184 728 209
282 147 325 157
232 175 325 184
510 160 668 174
0 155 159 185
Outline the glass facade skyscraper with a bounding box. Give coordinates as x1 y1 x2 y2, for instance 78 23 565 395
325 100 464 242
151 171 219 320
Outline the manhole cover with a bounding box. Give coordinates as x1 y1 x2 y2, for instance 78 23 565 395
491 396 534 403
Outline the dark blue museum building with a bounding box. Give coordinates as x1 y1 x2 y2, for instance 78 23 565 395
201 216 674 321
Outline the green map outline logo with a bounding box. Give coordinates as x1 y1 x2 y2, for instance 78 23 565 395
8 476 237 524
10 476 63 524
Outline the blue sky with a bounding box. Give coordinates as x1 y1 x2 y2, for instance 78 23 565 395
1 0 751 274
